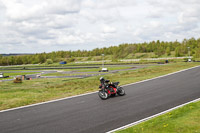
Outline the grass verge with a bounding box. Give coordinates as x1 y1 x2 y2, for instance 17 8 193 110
78 66 132 72
3 72 40 77
0 77 13 80
0 62 199 111
41 72 104 76
116 100 200 133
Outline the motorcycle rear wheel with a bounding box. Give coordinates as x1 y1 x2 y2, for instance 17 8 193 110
98 90 109 100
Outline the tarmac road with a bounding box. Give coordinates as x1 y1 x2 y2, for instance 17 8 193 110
0 66 200 133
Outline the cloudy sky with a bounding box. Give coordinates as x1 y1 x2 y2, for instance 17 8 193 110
0 0 200 53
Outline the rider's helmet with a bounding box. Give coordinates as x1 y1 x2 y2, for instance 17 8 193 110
100 77 104 81
100 77 105 84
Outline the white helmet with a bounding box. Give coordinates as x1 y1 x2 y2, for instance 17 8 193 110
100 77 104 81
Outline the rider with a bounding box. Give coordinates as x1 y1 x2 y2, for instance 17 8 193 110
99 77 105 89
99 77 114 92
100 77 105 84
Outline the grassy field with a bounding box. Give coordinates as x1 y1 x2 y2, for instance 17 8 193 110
0 66 132 77
0 72 40 80
72 66 132 72
0 77 13 80
3 72 40 77
116 100 200 133
41 72 103 76
0 57 184 70
0 62 199 111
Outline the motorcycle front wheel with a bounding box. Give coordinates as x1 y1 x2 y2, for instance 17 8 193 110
98 90 109 100
117 87 125 96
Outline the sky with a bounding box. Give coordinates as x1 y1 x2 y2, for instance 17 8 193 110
0 0 200 53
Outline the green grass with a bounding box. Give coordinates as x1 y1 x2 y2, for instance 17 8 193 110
41 72 102 76
0 62 199 111
0 70 36 72
0 77 98 110
78 66 132 72
3 72 40 77
0 60 163 69
116 100 200 133
0 77 13 80
0 66 131 77
0 71 40 80
118 52 177 59
0 69 71 72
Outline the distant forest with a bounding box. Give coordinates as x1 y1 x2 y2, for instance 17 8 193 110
1 37 200 66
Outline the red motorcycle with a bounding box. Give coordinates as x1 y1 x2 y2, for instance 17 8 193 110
98 77 125 100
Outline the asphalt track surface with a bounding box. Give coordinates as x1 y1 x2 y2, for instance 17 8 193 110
1 66 200 133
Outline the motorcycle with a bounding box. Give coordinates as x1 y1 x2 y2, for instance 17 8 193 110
98 79 125 100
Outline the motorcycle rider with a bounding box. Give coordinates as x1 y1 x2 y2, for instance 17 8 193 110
99 77 105 89
100 77 105 84
99 77 114 92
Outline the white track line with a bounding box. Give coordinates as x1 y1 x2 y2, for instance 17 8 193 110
0 65 200 113
107 98 200 133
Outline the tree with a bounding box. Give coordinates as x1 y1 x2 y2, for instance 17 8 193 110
166 47 171 56
16 56 23 65
38 54 46 63
154 46 165 57
175 47 181 57
194 48 200 58
9 56 15 65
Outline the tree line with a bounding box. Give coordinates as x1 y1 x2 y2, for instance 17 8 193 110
1 37 200 66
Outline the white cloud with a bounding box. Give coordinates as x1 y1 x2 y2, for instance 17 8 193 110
102 25 116 33
0 0 200 53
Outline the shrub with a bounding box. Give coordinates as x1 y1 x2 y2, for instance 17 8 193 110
46 59 53 64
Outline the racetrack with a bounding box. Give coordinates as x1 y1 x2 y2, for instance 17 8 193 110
0 66 200 133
